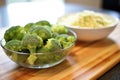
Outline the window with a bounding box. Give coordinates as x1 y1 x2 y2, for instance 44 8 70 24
0 0 65 27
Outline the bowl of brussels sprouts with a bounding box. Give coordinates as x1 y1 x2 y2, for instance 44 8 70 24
0 20 77 69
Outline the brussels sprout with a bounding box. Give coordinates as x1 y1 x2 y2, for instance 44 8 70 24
4 40 22 61
35 20 51 27
4 26 25 42
51 24 68 34
22 34 43 65
22 34 43 53
24 23 35 32
37 38 62 53
5 40 22 51
28 26 52 40
55 34 76 48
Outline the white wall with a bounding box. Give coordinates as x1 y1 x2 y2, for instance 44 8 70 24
65 0 102 9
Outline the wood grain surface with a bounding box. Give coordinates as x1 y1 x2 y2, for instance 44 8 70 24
0 24 120 80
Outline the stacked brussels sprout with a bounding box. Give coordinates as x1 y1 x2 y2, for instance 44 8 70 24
3 20 76 66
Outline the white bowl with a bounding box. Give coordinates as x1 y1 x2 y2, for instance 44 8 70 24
58 13 119 42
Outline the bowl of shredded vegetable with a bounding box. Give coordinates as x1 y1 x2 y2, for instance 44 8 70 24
57 10 119 41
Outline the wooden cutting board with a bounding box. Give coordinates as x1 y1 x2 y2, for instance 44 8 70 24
0 25 120 80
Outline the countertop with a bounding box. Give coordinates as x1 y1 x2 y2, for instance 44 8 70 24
0 24 120 80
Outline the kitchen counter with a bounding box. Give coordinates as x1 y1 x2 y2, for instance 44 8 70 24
0 24 120 80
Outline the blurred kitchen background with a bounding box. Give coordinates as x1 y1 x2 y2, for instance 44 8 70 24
0 0 120 27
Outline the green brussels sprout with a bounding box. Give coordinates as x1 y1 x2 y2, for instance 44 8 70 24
61 41 73 48
55 34 69 42
28 26 52 40
4 40 22 61
30 24 52 33
51 32 59 38
37 38 62 53
55 34 76 48
24 23 35 32
22 34 43 53
51 24 68 34
21 34 43 65
67 36 76 42
5 40 22 51
4 26 25 42
35 20 51 27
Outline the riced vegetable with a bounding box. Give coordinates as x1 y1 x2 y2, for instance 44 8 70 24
58 10 112 28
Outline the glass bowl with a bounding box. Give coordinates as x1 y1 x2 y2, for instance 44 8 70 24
0 30 77 69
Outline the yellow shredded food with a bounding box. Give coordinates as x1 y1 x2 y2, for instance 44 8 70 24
59 10 112 28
